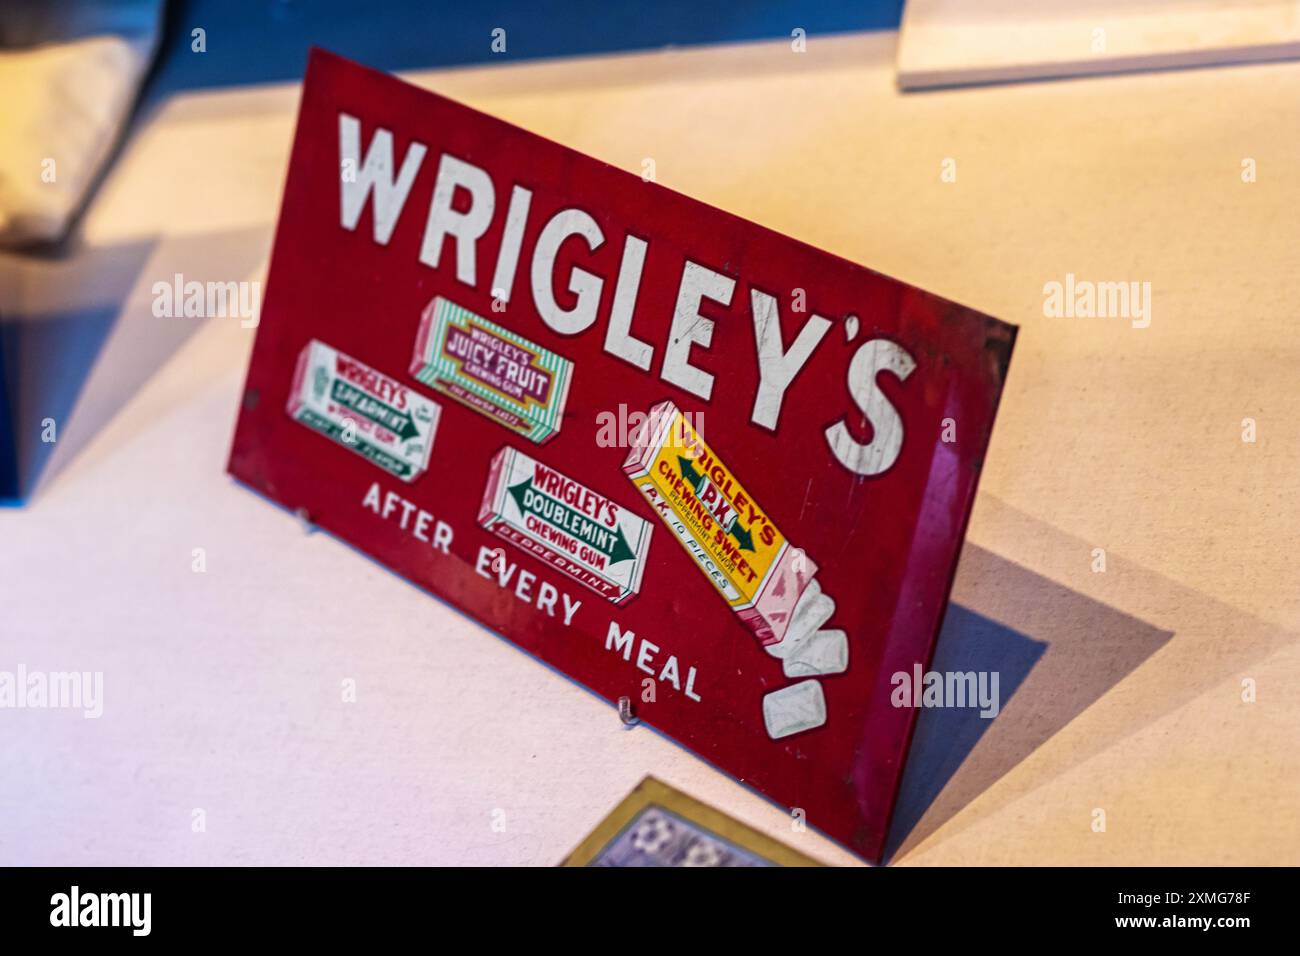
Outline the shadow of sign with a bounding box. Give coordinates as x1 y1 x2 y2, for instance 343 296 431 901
0 228 267 503
886 542 1174 861
0 239 155 502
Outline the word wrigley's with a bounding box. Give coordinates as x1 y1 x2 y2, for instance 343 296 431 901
339 112 915 477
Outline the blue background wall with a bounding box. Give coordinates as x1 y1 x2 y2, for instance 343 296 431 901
149 0 904 92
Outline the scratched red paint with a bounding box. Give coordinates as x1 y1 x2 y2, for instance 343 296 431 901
228 49 1016 862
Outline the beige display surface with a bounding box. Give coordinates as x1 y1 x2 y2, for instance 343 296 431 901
0 32 1296 866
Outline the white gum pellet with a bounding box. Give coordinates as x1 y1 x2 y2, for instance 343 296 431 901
765 579 835 660
782 629 849 678
762 680 827 739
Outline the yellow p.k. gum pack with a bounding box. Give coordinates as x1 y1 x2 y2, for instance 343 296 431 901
622 400 817 645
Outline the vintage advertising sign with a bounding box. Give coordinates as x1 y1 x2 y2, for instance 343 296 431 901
228 49 1016 861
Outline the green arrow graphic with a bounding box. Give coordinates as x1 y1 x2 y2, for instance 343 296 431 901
508 479 636 564
330 379 420 440
392 411 420 441
677 455 704 491
729 522 755 552
386 409 419 441
607 525 636 564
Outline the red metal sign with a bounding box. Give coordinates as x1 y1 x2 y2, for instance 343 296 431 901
228 49 1016 861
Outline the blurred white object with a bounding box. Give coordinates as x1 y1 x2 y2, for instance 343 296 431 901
897 0 1300 90
0 0 161 246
